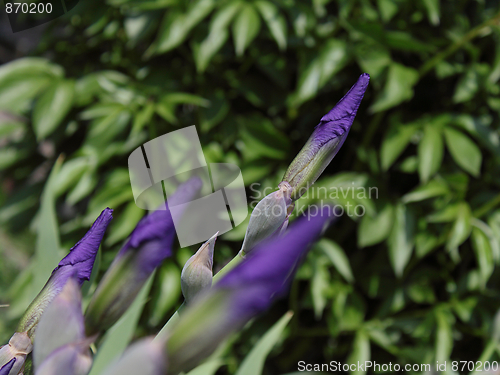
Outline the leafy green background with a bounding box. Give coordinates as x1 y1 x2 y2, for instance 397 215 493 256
1 0 500 374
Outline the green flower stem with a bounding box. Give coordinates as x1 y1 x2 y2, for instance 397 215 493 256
155 251 245 340
212 251 245 283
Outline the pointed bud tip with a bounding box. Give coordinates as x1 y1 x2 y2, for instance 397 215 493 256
181 233 219 303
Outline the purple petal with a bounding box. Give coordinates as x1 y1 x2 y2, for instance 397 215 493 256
117 177 202 276
314 73 370 142
217 206 336 320
0 358 15 375
54 208 114 284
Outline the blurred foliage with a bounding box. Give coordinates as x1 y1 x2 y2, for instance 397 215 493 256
1 0 500 374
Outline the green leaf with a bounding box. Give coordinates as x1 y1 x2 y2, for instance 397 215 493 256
88 274 155 375
232 4 261 56
185 359 224 375
453 68 479 103
347 330 371 375
0 58 63 85
435 309 454 362
54 158 90 196
377 0 398 22
358 204 394 248
443 127 482 177
426 203 459 223
33 159 63 293
291 40 348 106
446 202 472 251
239 116 290 161
255 1 287 50
402 179 449 203
311 257 330 319
0 76 51 112
153 0 216 54
388 204 415 278
380 123 418 171
471 224 494 285
86 108 132 147
422 0 440 25
194 2 242 72
234 311 293 375
0 147 29 170
32 80 75 140
67 171 98 205
418 125 443 183
105 202 144 246
131 102 155 135
369 63 419 113
148 263 181 326
161 92 210 107
316 239 354 283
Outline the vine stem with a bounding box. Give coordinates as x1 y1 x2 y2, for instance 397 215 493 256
419 10 500 77
472 192 500 219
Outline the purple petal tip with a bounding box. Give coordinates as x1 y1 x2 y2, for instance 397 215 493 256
55 208 113 284
0 358 16 375
315 73 370 141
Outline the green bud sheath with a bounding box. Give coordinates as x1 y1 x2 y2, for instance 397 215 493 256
0 332 32 375
181 232 218 304
241 182 292 254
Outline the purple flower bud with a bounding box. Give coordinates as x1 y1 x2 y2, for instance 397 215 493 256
282 74 370 200
84 178 202 336
33 278 87 371
17 208 113 339
164 207 335 373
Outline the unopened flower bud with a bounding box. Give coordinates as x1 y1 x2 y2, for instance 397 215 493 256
17 208 113 340
241 182 293 254
0 332 32 375
84 178 202 336
181 232 218 304
282 73 369 201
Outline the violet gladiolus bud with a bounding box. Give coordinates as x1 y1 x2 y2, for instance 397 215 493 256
164 207 335 374
181 232 218 304
282 73 370 201
84 178 202 336
34 278 93 375
240 182 293 255
17 208 113 340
